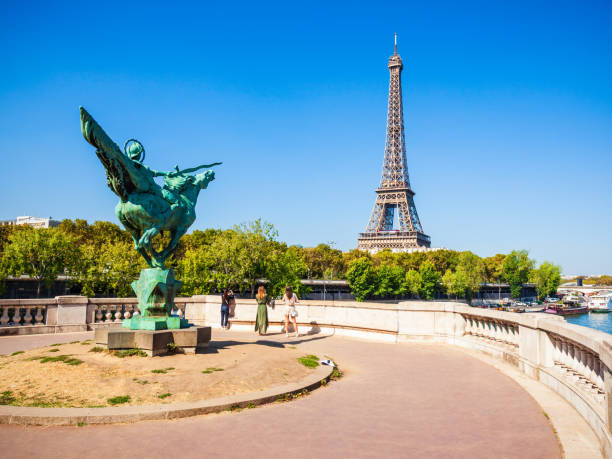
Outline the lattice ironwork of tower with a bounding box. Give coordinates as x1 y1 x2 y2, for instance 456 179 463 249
357 35 431 252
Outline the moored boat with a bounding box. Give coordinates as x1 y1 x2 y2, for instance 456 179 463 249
587 293 612 313
545 304 589 315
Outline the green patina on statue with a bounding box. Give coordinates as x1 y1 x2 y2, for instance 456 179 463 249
80 107 220 330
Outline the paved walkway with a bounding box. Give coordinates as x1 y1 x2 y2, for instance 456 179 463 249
0 330 560 459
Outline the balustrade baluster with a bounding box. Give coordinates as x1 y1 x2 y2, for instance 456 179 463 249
95 307 103 323
105 307 113 322
114 306 123 322
34 307 44 325
124 305 132 320
0 307 9 325
12 308 22 325
23 307 33 325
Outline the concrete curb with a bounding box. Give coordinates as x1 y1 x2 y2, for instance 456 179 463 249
0 364 333 426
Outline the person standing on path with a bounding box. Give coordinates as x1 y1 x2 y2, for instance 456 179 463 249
254 286 271 335
283 285 299 338
220 288 232 329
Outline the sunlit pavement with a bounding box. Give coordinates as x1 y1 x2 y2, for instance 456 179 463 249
0 329 560 459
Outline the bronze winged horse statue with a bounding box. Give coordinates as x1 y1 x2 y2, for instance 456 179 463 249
80 107 221 268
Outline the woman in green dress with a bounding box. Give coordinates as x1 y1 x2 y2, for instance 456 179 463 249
255 286 271 335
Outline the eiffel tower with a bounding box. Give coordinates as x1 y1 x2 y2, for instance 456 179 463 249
357 35 431 252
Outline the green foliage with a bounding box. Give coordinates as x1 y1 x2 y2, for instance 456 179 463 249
0 390 16 405
10 351 24 356
483 254 506 283
531 262 562 300
107 395 131 405
404 269 423 298
455 251 486 301
89 347 104 353
374 264 405 298
297 355 320 368
302 244 344 279
32 354 83 365
346 257 376 301
1 227 79 297
158 393 172 399
418 261 441 300
502 250 535 298
151 367 175 374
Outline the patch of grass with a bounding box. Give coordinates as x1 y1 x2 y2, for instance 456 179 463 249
0 390 16 405
48 349 60 352
89 346 104 353
202 369 213 374
158 393 172 399
37 354 83 366
26 399 69 408
69 341 79 344
50 343 64 346
227 404 242 412
113 349 147 358
80 341 92 345
246 403 255 409
297 355 319 368
167 342 179 353
151 367 175 374
107 395 131 405
10 351 24 356
542 410 550 420
206 367 224 372
77 422 86 427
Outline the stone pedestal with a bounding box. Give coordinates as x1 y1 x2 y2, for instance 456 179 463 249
95 326 211 356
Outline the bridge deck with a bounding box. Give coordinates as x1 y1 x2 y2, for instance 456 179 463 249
0 330 562 458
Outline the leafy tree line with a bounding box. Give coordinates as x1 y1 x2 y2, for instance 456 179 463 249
0 219 562 301
345 249 562 302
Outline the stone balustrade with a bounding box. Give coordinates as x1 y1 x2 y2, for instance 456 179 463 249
1 295 612 455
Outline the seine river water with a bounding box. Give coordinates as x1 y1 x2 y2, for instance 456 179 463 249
565 312 612 335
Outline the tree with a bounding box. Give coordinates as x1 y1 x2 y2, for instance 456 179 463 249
346 257 376 301
404 269 422 298
442 269 467 299
455 251 486 301
419 261 441 300
302 243 344 279
374 264 405 298
483 254 506 283
501 250 535 298
1 227 79 297
234 219 279 297
267 246 308 297
426 249 460 274
531 262 562 300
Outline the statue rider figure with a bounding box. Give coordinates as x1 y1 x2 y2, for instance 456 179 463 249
124 140 216 212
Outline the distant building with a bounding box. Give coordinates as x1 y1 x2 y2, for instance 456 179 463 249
0 216 60 228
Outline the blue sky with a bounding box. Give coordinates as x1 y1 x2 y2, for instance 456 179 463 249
1 1 611 274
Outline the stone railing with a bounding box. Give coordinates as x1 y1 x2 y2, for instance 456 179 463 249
0 296 193 335
1 295 612 455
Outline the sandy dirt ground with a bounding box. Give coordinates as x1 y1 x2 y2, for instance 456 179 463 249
0 335 314 407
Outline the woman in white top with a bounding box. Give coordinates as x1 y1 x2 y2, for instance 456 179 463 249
283 285 299 338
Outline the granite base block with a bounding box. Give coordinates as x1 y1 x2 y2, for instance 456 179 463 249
94 326 211 356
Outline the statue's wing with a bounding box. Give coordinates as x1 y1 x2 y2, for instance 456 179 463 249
80 107 156 200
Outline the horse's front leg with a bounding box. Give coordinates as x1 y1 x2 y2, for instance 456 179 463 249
160 226 188 261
